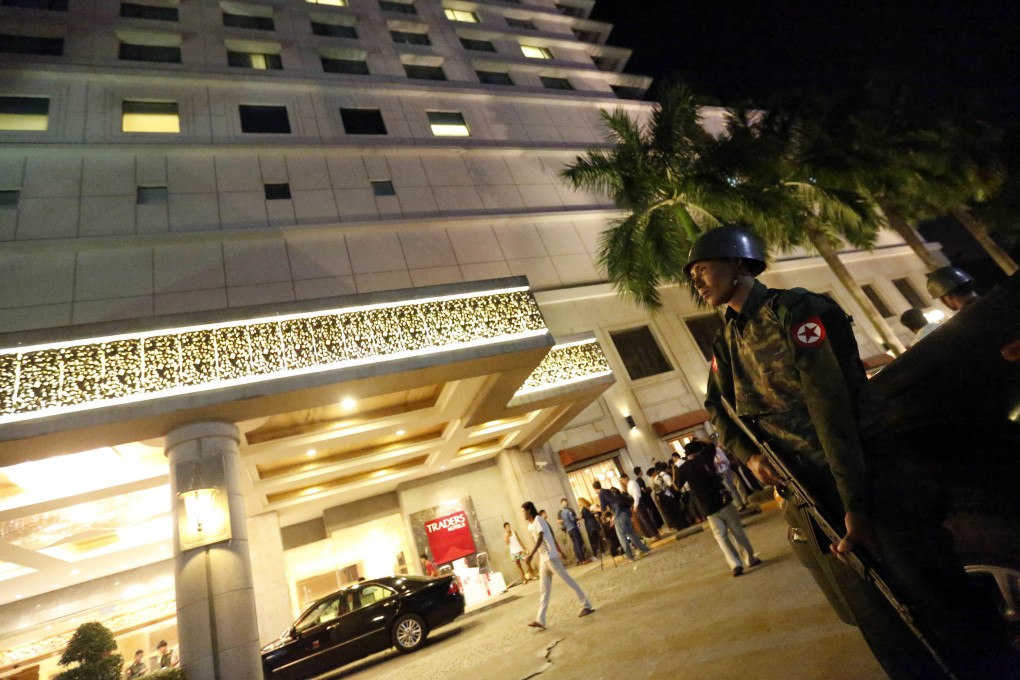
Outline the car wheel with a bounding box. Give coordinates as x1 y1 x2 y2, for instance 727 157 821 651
392 614 428 653
964 563 1020 648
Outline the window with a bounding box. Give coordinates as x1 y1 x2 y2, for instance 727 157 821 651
264 183 291 200
571 28 599 43
122 101 180 133
611 84 644 100
609 326 672 380
403 64 445 80
684 314 724 362
0 96 49 131
540 75 572 90
427 111 468 136
371 180 395 196
2 0 68 9
223 12 275 30
0 190 20 208
476 70 512 85
592 56 617 71
306 0 346 5
136 186 168 204
861 284 895 318
378 0 414 13
121 3 179 21
520 45 551 59
354 585 393 609
227 50 282 69
295 597 341 633
555 3 583 17
238 104 290 133
460 37 495 52
390 30 430 45
340 108 386 135
892 278 928 309
505 17 535 30
0 34 64 56
119 40 181 62
321 56 368 74
311 21 356 38
444 9 478 22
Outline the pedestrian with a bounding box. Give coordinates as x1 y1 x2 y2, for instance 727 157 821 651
156 640 177 669
419 553 439 577
522 501 594 630
688 224 1015 679
504 521 537 584
558 498 590 565
598 507 622 556
594 480 651 562
713 444 749 509
577 497 602 557
899 307 941 346
538 509 567 559
623 473 660 539
633 467 665 532
652 462 687 530
125 649 147 678
926 266 979 311
679 439 762 576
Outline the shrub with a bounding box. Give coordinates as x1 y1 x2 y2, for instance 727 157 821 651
54 622 123 680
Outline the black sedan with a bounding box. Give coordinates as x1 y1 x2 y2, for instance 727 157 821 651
261 575 466 680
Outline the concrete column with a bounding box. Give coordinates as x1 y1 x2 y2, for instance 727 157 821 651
166 421 263 680
247 512 294 645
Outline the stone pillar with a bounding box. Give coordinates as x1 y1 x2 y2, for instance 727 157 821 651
247 512 294 645
166 422 263 680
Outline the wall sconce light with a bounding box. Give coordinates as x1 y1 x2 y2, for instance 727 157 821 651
625 415 637 430
179 487 218 534
176 458 231 552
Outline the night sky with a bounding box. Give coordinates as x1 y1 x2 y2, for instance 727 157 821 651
591 0 1020 124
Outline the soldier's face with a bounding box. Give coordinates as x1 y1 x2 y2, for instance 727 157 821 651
689 259 739 307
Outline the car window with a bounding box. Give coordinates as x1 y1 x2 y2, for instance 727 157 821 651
353 585 393 611
295 597 341 633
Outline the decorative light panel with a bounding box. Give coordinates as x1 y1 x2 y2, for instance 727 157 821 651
514 338 612 396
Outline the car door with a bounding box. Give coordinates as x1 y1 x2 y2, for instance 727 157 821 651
283 595 346 679
337 584 400 660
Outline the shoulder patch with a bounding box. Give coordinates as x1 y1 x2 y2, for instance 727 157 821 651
792 317 827 348
711 355 719 372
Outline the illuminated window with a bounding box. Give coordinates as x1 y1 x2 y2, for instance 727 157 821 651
505 17 534 30
122 100 180 133
321 56 368 74
238 104 290 133
0 96 49 131
306 0 346 5
120 2 179 21
0 33 64 55
427 111 469 137
390 30 429 45
340 108 387 135
227 50 282 69
371 180 395 196
264 183 291 200
539 75 572 90
311 21 356 38
444 9 478 22
520 45 551 59
460 37 495 52
404 64 445 80
2 0 68 9
476 70 512 85
379 0 414 13
0 190 20 208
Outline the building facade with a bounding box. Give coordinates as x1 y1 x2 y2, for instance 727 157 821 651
0 0 946 678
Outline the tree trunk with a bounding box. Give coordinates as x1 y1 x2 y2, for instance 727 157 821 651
949 207 1019 275
876 201 946 271
806 227 907 356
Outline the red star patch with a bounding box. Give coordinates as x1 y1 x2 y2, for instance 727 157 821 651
711 355 719 372
792 317 827 348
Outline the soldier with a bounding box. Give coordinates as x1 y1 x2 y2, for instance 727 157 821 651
926 266 979 311
686 224 1014 679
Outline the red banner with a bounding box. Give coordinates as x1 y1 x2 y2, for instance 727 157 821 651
424 510 476 565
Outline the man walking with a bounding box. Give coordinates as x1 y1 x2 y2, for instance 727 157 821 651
522 501 593 630
558 498 589 565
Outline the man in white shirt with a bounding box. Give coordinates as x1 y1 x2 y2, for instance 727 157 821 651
522 501 593 630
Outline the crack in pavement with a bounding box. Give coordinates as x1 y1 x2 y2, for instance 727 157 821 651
519 637 564 680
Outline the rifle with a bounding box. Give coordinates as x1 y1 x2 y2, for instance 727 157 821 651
718 395 958 680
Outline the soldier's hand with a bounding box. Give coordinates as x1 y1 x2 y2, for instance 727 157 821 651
747 453 783 487
831 512 870 564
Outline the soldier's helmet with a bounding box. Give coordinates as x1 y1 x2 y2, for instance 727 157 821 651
683 225 767 277
926 266 973 299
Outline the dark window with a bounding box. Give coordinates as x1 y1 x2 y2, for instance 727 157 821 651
371 180 395 196
0 190 20 208
321 56 369 74
227 50 283 69
238 104 290 133
861 284 895 318
0 96 50 130
609 326 672 380
892 278 927 308
403 64 445 80
0 33 64 55
459 37 495 52
505 17 534 29
311 22 357 38
540 76 572 90
555 3 583 17
222 13 274 30
378 0 414 13
120 3 179 20
2 0 68 10
119 42 181 62
592 56 617 71
684 314 724 362
611 85 644 100
137 186 167 204
264 183 291 200
571 28 599 43
476 70 512 85
390 30 429 45
340 108 387 135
